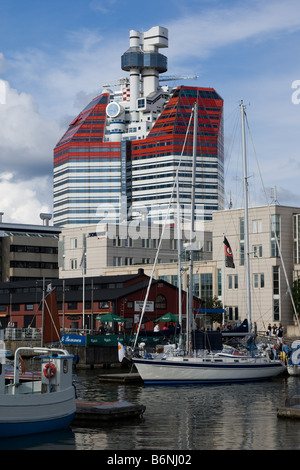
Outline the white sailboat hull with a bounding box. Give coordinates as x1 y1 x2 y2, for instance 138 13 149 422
287 364 300 376
133 356 285 385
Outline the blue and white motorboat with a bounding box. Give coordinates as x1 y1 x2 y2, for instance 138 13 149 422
0 346 76 438
287 340 300 376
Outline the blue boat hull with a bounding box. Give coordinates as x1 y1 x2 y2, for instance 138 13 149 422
0 413 75 438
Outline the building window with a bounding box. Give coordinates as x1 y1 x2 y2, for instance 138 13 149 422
113 237 122 247
25 304 34 311
193 274 200 297
70 238 77 249
171 275 178 287
124 237 133 248
273 298 280 322
142 239 150 248
155 295 167 309
99 301 110 309
293 214 300 264
228 275 238 289
113 257 122 266
170 239 178 250
70 259 77 270
68 302 78 310
253 273 264 288
201 273 213 300
270 214 280 257
253 245 263 258
273 266 279 295
227 306 239 321
218 269 222 297
253 219 262 233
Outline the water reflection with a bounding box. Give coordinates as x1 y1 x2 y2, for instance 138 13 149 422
71 370 300 451
1 369 300 450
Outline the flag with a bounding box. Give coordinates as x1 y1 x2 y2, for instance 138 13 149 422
224 236 235 268
43 288 61 344
118 342 126 362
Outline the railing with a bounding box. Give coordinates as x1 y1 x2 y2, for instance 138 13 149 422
2 328 93 341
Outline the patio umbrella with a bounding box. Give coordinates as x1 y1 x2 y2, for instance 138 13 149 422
95 313 125 322
154 312 179 323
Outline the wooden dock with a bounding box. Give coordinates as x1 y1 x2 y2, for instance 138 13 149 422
98 372 143 384
72 400 146 425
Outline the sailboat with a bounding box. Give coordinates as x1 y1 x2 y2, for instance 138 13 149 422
133 100 286 385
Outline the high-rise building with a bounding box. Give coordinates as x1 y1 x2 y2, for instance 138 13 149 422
53 26 224 228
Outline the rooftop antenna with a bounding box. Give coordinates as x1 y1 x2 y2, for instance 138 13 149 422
270 186 279 205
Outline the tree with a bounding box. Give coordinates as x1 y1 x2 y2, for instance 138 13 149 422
292 279 300 317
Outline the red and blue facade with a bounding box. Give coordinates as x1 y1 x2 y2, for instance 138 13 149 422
53 86 223 227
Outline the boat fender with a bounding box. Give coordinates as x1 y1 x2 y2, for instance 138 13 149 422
43 363 56 379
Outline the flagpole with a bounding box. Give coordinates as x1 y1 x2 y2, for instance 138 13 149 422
81 234 87 332
222 243 225 327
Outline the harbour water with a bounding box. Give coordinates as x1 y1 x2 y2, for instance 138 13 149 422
1 367 300 451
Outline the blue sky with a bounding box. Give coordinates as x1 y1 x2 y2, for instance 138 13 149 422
0 0 300 223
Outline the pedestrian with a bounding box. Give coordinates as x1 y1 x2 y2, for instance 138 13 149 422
267 323 272 337
277 324 283 344
282 341 291 364
272 324 277 336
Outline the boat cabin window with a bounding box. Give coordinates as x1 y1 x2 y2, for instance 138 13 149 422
63 359 68 374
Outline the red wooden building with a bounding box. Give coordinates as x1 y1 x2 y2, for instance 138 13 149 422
0 270 202 333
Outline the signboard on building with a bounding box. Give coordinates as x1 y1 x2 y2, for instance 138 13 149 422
134 301 154 312
61 334 86 346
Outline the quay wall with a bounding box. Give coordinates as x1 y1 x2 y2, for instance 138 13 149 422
4 340 120 368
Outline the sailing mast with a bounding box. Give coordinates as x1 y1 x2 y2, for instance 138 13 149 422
187 102 198 353
176 177 183 346
240 100 252 332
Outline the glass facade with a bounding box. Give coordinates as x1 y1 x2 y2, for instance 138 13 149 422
294 214 300 264
270 214 280 257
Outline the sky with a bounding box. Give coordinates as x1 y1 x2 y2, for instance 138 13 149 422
0 0 300 224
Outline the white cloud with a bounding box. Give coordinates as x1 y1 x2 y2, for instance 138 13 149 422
167 0 300 62
0 173 52 224
0 79 62 177
0 80 63 223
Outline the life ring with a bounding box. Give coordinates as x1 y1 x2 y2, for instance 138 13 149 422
43 363 56 379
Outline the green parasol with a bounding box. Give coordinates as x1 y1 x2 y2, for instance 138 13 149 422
95 313 125 322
